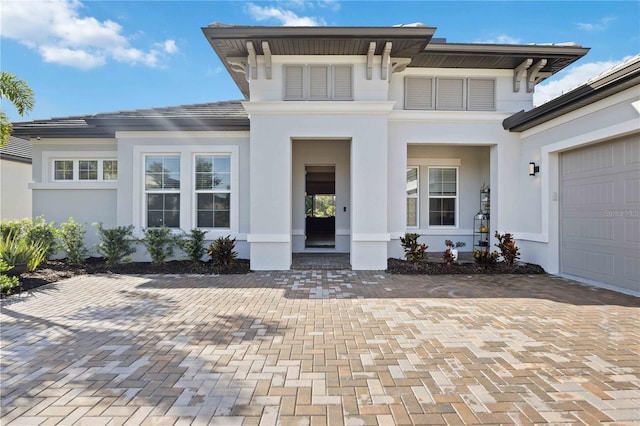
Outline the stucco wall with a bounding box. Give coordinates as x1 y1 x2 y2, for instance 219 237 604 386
0 159 32 220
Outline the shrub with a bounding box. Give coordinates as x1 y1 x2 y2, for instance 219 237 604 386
494 231 520 265
0 260 20 294
0 217 57 259
95 223 137 266
178 229 207 263
207 235 237 268
473 248 499 267
58 218 88 265
400 233 428 264
0 232 48 272
141 226 178 265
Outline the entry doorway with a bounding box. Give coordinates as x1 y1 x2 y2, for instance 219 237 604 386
305 165 336 248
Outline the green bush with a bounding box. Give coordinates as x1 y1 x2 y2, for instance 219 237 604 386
0 260 20 294
0 232 48 271
58 218 88 265
207 235 237 268
178 229 207 263
0 217 57 259
494 231 520 265
141 226 177 265
95 224 137 266
473 248 499 267
400 233 428 264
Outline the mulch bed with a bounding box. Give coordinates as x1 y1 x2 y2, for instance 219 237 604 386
3 257 545 298
387 258 546 275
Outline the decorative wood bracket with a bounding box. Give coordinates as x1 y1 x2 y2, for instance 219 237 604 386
381 42 392 81
391 58 411 74
513 59 532 92
227 57 248 78
367 42 376 80
262 41 272 80
527 59 547 93
246 41 257 80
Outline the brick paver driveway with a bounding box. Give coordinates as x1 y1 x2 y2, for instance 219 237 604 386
1 271 639 425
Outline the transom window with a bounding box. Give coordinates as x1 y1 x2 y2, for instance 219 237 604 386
145 155 180 228
195 155 231 228
428 167 458 227
53 159 117 181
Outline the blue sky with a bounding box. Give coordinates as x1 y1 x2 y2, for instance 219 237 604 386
2 1 638 121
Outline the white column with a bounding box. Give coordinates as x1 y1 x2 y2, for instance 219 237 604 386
387 137 408 259
247 117 292 270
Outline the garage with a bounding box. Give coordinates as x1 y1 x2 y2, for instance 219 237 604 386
560 135 640 293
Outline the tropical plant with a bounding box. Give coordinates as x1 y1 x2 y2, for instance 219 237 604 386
0 260 20 294
444 240 466 249
95 223 137 266
178 229 207 263
473 248 499 267
0 71 35 146
0 217 57 259
207 235 237 268
400 233 428 264
0 232 48 272
58 218 88 265
141 226 178 265
494 231 520 265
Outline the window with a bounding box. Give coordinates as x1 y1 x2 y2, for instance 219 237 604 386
195 155 231 228
54 160 74 180
284 65 353 101
405 77 495 111
305 194 336 218
428 167 457 227
103 160 118 180
79 160 98 180
145 155 180 228
407 167 419 227
53 159 117 181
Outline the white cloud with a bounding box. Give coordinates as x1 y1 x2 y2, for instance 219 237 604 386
533 57 631 106
0 0 178 69
245 3 326 26
576 16 616 32
475 34 522 44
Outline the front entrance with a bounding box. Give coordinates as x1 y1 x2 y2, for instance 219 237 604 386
305 166 336 248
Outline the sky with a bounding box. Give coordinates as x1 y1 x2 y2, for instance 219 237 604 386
1 0 639 121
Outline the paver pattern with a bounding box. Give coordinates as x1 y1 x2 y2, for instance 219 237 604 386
1 271 639 425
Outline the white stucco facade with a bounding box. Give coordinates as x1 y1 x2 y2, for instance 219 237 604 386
0 158 32 220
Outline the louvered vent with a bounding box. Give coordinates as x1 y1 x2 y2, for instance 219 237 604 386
333 65 353 100
436 78 464 110
284 65 304 100
405 77 434 110
468 79 496 111
309 65 329 100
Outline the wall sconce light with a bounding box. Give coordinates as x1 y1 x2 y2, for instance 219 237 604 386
529 162 540 176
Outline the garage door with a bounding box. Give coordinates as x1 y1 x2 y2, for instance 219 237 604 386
561 135 640 293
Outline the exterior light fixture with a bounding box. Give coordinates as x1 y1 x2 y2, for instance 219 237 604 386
529 162 540 176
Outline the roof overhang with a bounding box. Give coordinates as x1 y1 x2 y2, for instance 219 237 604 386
202 25 437 98
504 55 640 132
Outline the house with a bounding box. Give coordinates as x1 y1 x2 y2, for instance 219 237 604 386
11 24 639 295
0 136 32 220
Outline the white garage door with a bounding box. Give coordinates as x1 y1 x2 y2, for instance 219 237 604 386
561 135 640 293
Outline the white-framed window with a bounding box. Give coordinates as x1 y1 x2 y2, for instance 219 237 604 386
52 159 118 182
407 167 419 227
284 64 353 101
144 155 180 228
195 155 231 229
428 167 458 227
405 76 495 111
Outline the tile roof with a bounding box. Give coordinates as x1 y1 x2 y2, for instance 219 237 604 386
0 136 32 163
12 100 249 138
